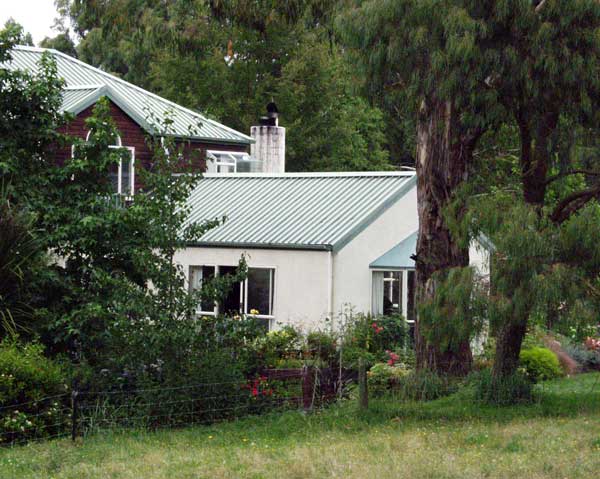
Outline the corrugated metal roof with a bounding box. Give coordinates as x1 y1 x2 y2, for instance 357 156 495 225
184 172 416 251
5 46 253 145
369 231 417 269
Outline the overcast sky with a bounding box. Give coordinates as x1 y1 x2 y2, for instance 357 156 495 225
0 0 63 44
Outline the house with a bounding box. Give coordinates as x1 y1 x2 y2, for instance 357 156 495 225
176 171 490 331
5 46 255 193
6 45 489 332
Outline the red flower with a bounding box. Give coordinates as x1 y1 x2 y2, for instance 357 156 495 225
386 350 400 366
251 387 259 397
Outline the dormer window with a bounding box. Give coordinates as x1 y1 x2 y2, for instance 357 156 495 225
206 150 260 173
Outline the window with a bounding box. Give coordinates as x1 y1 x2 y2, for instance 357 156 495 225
206 150 261 173
189 266 216 314
74 132 136 196
383 271 401 315
245 268 275 317
372 269 415 322
189 265 275 323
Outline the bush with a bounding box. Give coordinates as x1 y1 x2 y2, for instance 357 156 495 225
367 362 410 396
562 340 600 371
0 340 69 443
519 347 563 382
252 326 303 368
305 331 338 365
472 369 534 405
344 314 408 360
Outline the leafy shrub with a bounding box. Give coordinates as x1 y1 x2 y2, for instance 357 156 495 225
472 369 534 405
562 340 600 371
519 347 563 382
252 326 303 368
367 362 410 396
344 314 408 359
0 340 69 443
306 331 338 365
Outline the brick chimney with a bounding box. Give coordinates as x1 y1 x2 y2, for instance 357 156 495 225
250 102 285 173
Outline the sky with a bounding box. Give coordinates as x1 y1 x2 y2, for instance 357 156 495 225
0 0 62 44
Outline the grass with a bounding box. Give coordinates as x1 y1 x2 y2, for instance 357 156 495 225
1 373 600 479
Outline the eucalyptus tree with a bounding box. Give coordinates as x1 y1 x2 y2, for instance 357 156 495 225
469 0 600 380
340 0 500 374
340 0 600 379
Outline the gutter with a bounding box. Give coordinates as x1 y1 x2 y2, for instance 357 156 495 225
185 241 333 252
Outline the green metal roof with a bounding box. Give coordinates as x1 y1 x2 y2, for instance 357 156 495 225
184 172 416 251
5 46 253 145
369 231 417 269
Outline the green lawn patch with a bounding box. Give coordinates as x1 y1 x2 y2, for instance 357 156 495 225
1 373 600 479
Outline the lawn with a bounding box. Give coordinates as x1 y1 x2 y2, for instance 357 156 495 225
1 373 600 479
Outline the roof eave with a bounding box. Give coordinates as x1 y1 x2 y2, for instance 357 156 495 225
185 241 332 251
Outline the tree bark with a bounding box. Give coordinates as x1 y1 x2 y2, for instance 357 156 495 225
414 98 475 376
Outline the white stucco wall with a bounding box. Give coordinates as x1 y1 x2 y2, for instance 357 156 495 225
175 182 492 332
173 246 331 330
332 184 419 319
469 240 491 279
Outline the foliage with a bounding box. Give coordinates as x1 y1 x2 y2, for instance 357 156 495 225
57 0 391 172
367 362 410 396
472 369 534 406
252 326 303 369
418 266 487 353
561 340 600 372
519 348 563 383
305 331 338 366
0 194 47 338
0 340 69 443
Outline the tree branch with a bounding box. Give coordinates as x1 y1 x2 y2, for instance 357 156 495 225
545 169 600 186
550 186 600 224
535 0 548 14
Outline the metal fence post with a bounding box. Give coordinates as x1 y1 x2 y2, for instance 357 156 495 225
358 357 368 410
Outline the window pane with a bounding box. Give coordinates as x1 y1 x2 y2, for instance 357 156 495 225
247 268 273 316
121 157 132 195
189 266 216 313
108 165 119 194
383 271 401 315
219 266 241 316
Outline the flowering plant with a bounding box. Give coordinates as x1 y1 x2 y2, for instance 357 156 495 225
584 337 600 352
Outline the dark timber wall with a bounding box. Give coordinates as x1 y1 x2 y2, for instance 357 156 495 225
55 100 248 191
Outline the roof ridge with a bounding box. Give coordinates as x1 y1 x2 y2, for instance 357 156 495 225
13 45 254 142
201 171 416 178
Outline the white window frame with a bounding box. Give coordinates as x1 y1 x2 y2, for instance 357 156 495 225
189 265 276 325
73 132 136 196
206 150 260 173
372 268 415 322
243 267 276 321
189 265 218 316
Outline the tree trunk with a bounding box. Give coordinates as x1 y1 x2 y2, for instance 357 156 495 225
492 112 557 380
414 98 475 376
492 316 528 380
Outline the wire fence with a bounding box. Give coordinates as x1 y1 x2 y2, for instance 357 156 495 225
0 366 357 447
